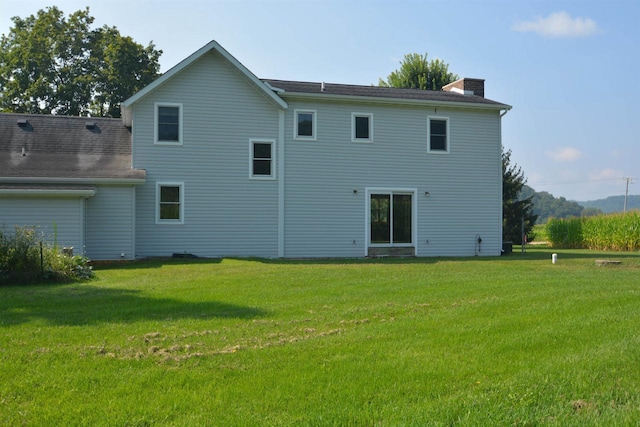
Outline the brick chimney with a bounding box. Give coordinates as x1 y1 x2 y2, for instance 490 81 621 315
442 78 485 97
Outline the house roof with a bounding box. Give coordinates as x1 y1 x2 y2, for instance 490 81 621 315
0 113 145 183
121 40 288 125
262 79 511 110
121 40 509 127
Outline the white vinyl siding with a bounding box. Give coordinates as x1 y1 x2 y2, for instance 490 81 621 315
129 48 502 259
132 50 280 258
0 197 84 254
283 102 502 257
85 186 136 260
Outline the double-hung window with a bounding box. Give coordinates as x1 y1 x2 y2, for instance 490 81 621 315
155 103 183 145
352 113 373 143
294 109 316 141
250 139 275 179
428 116 449 153
156 182 184 224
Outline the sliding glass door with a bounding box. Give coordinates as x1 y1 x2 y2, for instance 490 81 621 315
370 192 413 245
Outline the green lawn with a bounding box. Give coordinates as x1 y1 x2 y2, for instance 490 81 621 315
1 248 639 426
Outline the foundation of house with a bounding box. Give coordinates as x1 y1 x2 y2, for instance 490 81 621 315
367 247 415 257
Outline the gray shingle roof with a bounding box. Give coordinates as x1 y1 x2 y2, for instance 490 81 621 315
262 79 508 107
0 113 145 181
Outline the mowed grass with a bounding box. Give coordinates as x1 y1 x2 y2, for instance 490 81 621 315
1 248 639 426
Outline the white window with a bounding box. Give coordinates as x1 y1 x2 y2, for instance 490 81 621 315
155 103 183 145
294 109 317 141
156 182 184 224
249 139 276 179
352 112 373 143
427 116 449 153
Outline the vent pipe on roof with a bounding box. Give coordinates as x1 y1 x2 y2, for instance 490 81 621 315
321 82 326 92
22 147 26 157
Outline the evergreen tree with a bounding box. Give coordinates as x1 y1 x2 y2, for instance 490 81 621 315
502 148 537 242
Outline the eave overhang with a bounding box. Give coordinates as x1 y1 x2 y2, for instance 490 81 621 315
0 187 96 198
277 91 512 112
0 177 146 185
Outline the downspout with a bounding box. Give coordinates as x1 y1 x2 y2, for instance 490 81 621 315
498 107 511 253
277 109 285 258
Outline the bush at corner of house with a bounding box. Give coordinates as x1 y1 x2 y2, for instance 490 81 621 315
43 251 95 283
0 226 94 285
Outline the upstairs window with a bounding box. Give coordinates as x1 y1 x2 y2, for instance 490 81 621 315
250 139 275 179
352 113 373 143
156 182 184 224
155 103 183 144
294 110 316 140
428 117 449 153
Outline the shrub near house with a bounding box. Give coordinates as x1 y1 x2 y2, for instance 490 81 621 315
0 226 93 284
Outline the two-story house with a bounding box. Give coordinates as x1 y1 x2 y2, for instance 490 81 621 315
0 40 511 259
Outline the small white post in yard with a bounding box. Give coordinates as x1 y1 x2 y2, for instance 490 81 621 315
552 253 558 264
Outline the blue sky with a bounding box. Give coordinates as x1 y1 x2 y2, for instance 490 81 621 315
2 0 638 201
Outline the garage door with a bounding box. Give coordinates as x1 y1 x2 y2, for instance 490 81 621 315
0 197 85 254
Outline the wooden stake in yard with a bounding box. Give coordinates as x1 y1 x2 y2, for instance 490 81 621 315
40 241 44 277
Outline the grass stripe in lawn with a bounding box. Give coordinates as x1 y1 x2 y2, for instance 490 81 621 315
1 248 639 425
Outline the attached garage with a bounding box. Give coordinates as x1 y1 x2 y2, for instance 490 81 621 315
0 113 145 260
0 188 94 254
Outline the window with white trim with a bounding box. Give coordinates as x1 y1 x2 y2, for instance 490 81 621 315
155 103 183 145
352 113 373 143
250 139 275 179
294 109 316 140
428 116 449 153
156 182 184 224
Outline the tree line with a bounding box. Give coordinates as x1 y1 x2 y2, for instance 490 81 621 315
521 186 603 224
0 6 161 117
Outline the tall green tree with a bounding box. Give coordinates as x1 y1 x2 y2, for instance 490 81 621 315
379 53 458 91
503 148 537 243
0 6 161 117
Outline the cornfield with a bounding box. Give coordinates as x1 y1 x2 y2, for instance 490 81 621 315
545 211 640 251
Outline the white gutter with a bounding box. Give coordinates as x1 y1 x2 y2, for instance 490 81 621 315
0 177 146 185
0 188 96 197
279 91 512 111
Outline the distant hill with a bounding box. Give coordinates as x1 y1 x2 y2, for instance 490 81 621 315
516 187 638 223
521 185 601 224
577 195 640 213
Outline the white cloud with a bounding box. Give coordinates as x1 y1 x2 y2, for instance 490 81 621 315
589 168 622 181
513 12 599 38
546 147 582 162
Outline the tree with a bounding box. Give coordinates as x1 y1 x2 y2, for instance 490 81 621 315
379 53 458 91
89 26 161 117
502 148 537 243
0 6 161 117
